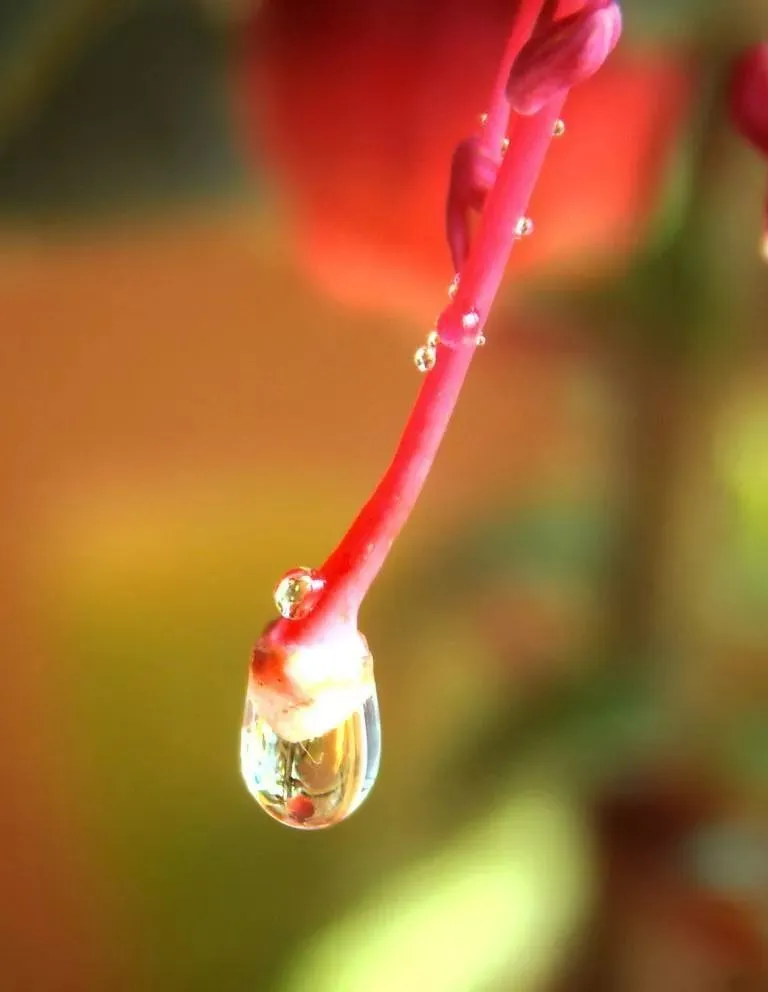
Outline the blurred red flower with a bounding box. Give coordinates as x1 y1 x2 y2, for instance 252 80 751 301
241 0 693 320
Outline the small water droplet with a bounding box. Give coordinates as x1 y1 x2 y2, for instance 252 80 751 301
241 691 381 829
273 567 324 620
553 119 566 137
448 274 460 299
515 217 534 237
475 333 486 347
479 112 488 127
501 137 510 155
414 344 437 372
461 309 480 332
426 330 440 349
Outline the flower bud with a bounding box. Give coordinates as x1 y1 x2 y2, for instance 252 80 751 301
446 135 501 269
507 1 622 115
728 42 768 157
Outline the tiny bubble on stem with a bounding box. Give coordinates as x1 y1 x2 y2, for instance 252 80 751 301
461 309 481 331
414 344 437 372
274 567 325 619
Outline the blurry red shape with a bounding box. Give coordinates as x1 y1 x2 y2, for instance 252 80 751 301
728 42 768 157
286 795 315 823
242 0 693 319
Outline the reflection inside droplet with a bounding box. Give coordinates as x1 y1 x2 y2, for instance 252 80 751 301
240 691 381 830
273 566 324 620
414 344 437 372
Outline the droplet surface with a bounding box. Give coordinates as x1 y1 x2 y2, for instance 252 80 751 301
553 118 566 137
461 309 480 331
273 567 324 620
240 691 381 829
426 329 440 349
515 216 534 237
500 137 510 155
448 274 460 299
414 344 437 372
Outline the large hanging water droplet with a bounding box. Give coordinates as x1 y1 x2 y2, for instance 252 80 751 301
240 691 381 829
273 567 324 619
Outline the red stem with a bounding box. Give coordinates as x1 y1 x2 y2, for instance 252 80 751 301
480 0 546 162
330 100 563 599
277 98 564 649
269 0 573 650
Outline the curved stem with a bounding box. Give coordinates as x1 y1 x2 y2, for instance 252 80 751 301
280 97 564 648
479 0 546 159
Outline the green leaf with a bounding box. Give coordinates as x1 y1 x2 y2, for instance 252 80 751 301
281 787 591 992
0 1 247 221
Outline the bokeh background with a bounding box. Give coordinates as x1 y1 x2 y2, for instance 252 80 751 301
2 1 767 989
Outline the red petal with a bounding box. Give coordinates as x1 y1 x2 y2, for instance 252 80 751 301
728 42 768 157
242 1 693 320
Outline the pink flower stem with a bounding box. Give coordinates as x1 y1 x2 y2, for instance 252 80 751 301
279 94 565 649
479 0 547 162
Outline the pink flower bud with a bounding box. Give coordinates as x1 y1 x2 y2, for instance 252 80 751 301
507 0 623 115
728 42 768 157
446 136 501 270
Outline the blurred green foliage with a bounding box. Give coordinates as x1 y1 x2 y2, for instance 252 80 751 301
0 0 245 219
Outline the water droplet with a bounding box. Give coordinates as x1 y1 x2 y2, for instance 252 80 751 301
478 112 488 127
461 309 480 332
475 333 486 347
448 274 460 299
553 118 566 137
515 217 534 237
414 344 437 372
241 690 381 829
501 137 510 155
426 330 440 349
273 567 324 620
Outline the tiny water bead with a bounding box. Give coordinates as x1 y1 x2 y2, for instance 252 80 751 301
414 344 437 372
240 691 381 829
426 330 440 349
273 567 324 620
461 309 480 332
501 137 510 155
553 118 566 136
515 216 534 237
